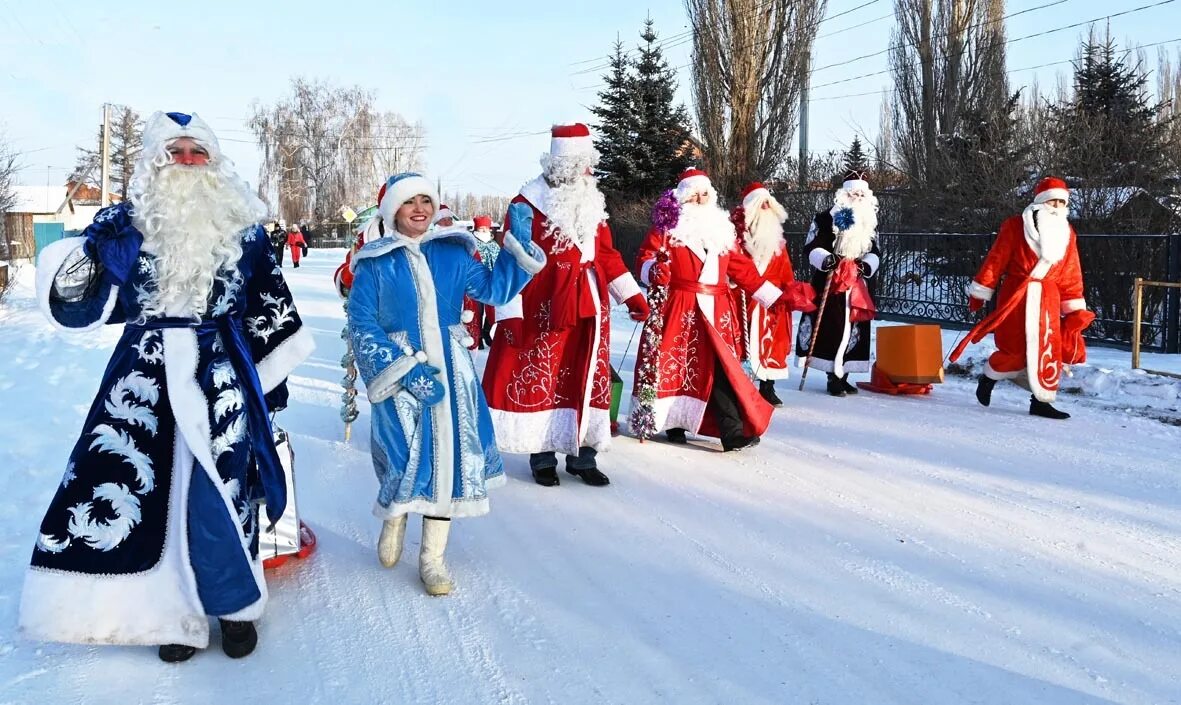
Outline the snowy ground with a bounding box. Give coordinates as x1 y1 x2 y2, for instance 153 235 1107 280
1 251 1179 705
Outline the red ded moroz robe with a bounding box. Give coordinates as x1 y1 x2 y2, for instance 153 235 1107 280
482 178 642 455
633 228 779 439
734 245 796 380
965 214 1087 402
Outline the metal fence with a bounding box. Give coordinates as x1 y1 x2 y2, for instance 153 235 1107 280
780 231 1181 353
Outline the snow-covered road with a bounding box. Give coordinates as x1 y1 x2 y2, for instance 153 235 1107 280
1 252 1178 704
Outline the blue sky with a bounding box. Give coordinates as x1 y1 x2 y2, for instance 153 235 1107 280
2 0 1176 201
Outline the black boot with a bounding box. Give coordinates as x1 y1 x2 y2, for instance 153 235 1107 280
840 374 859 394
531 466 559 487
158 644 197 663
826 373 847 397
665 428 688 444
976 375 997 407
721 435 761 452
1029 395 1070 420
219 619 258 659
566 462 610 486
759 380 783 407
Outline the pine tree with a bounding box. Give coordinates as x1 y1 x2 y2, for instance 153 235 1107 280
591 39 638 195
1051 28 1171 188
842 137 869 174
632 18 692 197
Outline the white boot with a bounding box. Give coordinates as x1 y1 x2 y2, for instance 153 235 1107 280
419 518 454 596
377 514 407 568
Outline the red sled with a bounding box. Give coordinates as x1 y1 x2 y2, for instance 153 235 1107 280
856 364 934 396
263 521 318 570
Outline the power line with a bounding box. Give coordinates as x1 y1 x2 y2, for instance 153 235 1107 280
810 0 1176 91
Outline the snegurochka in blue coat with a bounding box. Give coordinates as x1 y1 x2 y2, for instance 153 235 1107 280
347 173 544 595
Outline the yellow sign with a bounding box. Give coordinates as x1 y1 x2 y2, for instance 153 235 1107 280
341 207 357 223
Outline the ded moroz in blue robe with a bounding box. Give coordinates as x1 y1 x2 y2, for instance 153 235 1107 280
347 226 544 518
19 202 315 649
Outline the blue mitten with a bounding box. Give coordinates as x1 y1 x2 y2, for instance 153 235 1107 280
83 204 142 286
507 202 534 245
403 363 445 406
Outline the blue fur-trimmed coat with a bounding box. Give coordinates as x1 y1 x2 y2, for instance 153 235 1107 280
19 202 315 649
347 226 544 518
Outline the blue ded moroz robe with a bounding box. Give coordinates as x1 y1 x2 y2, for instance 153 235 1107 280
19 202 315 648
347 226 544 518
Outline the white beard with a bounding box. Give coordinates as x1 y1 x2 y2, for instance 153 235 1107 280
543 173 607 255
473 228 494 243
671 202 736 254
830 190 878 259
743 210 785 271
1022 203 1071 264
131 165 258 320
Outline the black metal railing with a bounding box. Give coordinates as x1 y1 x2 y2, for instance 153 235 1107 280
783 231 1181 353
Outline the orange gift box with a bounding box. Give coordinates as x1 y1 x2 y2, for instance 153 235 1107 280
875 325 944 384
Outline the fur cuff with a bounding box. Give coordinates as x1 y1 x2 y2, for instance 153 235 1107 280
967 280 994 301
501 234 546 275
860 252 880 277
366 355 419 404
640 259 656 286
808 248 832 271
495 295 523 322
752 281 782 308
255 326 316 394
608 273 642 303
1062 298 1086 314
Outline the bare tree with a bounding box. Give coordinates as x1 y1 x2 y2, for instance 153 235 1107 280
369 112 427 180
685 0 828 199
1 133 21 298
71 105 144 200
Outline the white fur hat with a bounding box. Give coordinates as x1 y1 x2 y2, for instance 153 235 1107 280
377 172 438 230
141 111 221 160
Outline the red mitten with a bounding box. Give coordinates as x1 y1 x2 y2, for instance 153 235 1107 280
1061 310 1095 364
648 260 671 286
968 297 984 313
497 318 525 348
624 293 651 321
778 280 817 313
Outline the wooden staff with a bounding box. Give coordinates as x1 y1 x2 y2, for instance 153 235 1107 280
798 267 837 391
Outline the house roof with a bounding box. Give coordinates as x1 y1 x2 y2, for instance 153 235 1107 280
11 186 69 214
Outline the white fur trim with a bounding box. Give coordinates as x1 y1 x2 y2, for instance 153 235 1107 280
967 281 995 301
1033 188 1069 205
800 356 870 374
841 179 870 192
490 408 612 455
500 232 547 275
984 361 1021 380
550 135 595 158
641 394 709 436
640 259 656 286
809 248 832 271
379 175 438 231
861 252 880 277
142 111 221 162
1062 298 1086 314
742 187 772 211
495 295 523 321
1025 280 1057 402
577 270 604 444
162 329 267 617
372 474 505 520
517 176 549 216
676 176 715 204
36 237 122 334
366 355 418 404
752 281 782 309
461 309 475 324
18 427 209 648
255 325 316 394
608 272 642 304
754 366 791 381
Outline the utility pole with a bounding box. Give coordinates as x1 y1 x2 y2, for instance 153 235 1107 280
798 51 811 189
100 104 111 207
